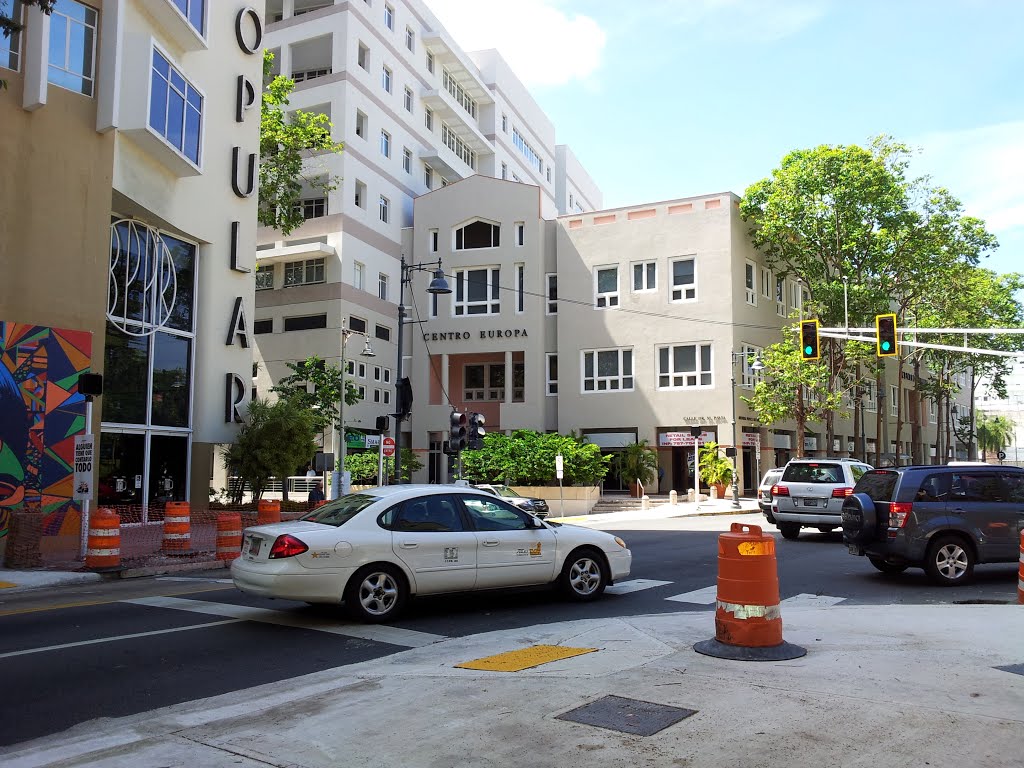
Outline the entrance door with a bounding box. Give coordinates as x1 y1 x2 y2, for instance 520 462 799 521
742 446 756 495
671 447 696 493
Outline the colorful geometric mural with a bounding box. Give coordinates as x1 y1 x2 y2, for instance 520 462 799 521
0 322 92 552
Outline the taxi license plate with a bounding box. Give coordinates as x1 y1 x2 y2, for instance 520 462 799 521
247 536 261 556
802 498 818 507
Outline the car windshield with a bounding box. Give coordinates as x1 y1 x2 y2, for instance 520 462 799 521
781 462 844 483
299 493 379 527
854 470 899 502
489 485 520 498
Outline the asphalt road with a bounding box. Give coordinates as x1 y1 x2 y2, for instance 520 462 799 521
0 512 1018 748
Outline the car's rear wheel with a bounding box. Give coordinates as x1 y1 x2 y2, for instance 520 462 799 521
868 557 907 574
924 534 975 586
816 526 837 533
778 522 801 540
345 563 408 622
559 547 607 601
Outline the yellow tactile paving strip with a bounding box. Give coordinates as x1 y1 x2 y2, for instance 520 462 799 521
0 582 17 589
455 644 598 672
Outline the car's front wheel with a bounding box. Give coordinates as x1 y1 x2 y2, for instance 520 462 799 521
924 534 975 586
559 548 607 601
345 563 408 622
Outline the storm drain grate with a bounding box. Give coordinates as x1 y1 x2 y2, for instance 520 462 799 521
995 663 1024 676
556 695 698 736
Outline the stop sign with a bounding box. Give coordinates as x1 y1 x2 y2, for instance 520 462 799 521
382 437 396 457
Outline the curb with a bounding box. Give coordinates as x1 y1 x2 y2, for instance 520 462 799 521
118 559 227 579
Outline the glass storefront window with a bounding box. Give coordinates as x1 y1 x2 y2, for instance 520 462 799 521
102 331 150 424
98 432 146 507
151 332 191 427
148 434 188 505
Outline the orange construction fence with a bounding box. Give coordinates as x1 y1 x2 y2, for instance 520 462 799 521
85 508 120 571
162 501 191 553
1018 531 1023 605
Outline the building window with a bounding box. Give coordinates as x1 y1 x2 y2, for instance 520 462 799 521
891 385 899 417
790 280 802 314
424 164 433 189
424 107 434 131
384 2 393 30
516 263 525 313
291 67 330 82
546 167 551 183
404 85 413 112
929 398 937 423
455 220 499 250
283 314 327 332
283 258 325 287
761 267 772 300
402 146 412 173
378 271 388 300
454 267 500 316
255 264 274 290
405 26 414 51
354 261 365 291
379 195 390 223
500 162 507 180
48 0 97 96
546 273 557 314
657 343 712 389
632 261 656 292
594 266 619 309
429 229 438 252
546 354 558 396
253 318 273 334
375 324 391 342
354 179 366 208
355 109 367 138
441 122 477 169
739 344 763 388
463 363 520 402
745 261 756 305
775 275 786 317
349 316 367 333
357 42 369 70
512 128 542 173
1 0 24 71
670 257 696 302
149 48 203 165
442 67 477 119
501 113 507 132
380 129 391 157
382 65 392 93
582 349 633 392
291 197 327 220
425 51 434 73
515 222 524 246
865 382 877 412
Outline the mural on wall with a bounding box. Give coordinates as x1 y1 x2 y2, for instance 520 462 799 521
0 323 92 549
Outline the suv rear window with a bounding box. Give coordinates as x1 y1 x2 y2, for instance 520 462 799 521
854 470 899 502
781 462 844 483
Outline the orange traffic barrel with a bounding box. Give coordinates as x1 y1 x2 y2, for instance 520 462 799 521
216 512 242 562
1018 531 1023 605
85 508 121 571
693 523 806 661
162 501 191 553
257 499 281 525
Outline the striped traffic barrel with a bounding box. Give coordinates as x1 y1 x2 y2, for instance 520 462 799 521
85 508 120 571
162 501 191 553
257 499 281 525
216 512 242 562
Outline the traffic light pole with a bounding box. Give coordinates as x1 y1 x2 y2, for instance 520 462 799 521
393 258 407 484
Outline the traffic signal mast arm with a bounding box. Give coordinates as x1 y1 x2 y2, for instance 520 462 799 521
815 327 1024 358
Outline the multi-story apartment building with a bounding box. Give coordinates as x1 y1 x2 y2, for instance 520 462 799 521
977 364 1024 464
2 0 261 559
252 0 602 482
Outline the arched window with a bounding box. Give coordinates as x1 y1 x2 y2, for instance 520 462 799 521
454 219 500 250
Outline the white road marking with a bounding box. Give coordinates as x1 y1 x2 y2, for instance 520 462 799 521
123 596 447 647
0 620 242 659
664 585 719 604
780 593 846 608
605 579 673 595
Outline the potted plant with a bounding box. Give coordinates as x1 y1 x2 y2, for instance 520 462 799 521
698 441 734 499
614 439 659 498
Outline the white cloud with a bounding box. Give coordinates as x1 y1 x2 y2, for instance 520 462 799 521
913 122 1024 238
645 0 829 42
426 0 606 88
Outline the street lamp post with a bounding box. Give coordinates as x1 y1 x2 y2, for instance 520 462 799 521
332 323 376 500
393 256 451 484
730 350 764 510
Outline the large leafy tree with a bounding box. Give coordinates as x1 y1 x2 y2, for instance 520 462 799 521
222 399 318 503
259 50 343 235
460 430 611 486
272 356 363 434
344 448 423 485
976 414 1015 461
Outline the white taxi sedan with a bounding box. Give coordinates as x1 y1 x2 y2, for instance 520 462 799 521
231 484 631 622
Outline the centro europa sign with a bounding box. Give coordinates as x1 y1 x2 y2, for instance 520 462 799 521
423 328 529 341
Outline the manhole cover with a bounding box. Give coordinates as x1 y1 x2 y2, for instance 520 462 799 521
995 663 1024 676
556 695 697 736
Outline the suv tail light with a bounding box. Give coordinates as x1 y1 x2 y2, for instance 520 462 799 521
269 534 309 559
772 484 789 496
888 502 913 529
831 487 854 499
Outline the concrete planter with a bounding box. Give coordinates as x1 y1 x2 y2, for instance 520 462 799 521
511 485 600 516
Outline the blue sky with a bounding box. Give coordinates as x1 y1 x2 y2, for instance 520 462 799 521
430 0 1023 278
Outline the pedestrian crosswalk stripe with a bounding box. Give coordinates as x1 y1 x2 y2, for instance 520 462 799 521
123 596 447 647
664 585 719 604
605 579 673 595
780 593 846 608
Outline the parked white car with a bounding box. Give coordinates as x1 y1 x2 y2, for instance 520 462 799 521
231 484 632 622
758 468 786 523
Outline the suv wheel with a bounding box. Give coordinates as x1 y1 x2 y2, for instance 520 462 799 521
868 557 907 574
778 522 801 540
924 534 975 586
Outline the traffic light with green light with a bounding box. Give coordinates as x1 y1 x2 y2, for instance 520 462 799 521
799 319 820 361
876 314 898 357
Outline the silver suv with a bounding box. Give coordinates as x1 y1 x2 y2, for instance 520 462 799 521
772 458 873 539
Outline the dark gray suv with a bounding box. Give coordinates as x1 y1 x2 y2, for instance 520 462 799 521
842 465 1024 585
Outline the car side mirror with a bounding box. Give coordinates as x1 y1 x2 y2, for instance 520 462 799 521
525 515 544 529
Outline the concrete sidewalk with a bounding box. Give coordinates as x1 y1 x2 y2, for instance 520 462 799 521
5 602 1023 768
0 568 102 592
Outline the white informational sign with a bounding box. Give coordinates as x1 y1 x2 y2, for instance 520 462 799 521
555 454 564 480
364 434 382 448
73 434 94 501
659 431 716 447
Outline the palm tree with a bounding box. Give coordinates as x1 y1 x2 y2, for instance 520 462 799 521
976 414 1015 461
614 440 659 497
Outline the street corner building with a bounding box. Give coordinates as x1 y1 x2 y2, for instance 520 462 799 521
1 0 263 566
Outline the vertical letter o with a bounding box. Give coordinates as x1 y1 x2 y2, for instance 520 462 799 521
235 7 263 54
